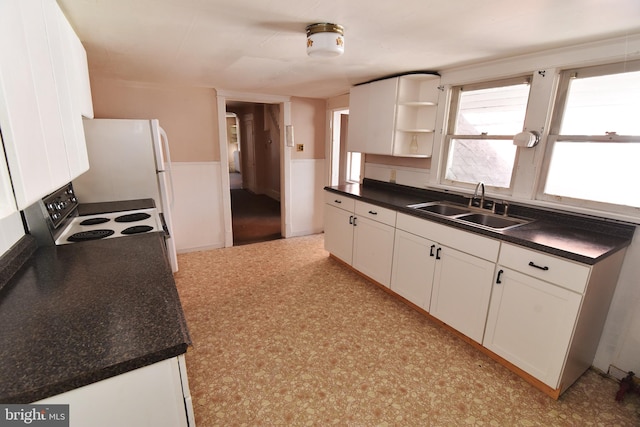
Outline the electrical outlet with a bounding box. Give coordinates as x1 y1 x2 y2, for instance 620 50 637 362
390 169 396 183
296 144 304 152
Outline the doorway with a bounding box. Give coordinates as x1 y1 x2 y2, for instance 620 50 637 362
226 102 282 246
329 108 360 186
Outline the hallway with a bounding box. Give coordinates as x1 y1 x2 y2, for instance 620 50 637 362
230 185 281 246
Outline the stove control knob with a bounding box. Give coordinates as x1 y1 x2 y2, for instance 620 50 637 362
52 213 61 220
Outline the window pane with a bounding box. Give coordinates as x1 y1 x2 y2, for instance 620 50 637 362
561 70 640 135
455 84 530 135
545 141 640 208
445 139 517 188
347 152 361 182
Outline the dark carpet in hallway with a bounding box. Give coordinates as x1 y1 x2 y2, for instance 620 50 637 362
231 189 281 246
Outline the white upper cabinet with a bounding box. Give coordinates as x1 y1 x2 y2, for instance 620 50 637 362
0 0 90 209
347 78 398 155
347 74 440 157
45 0 90 176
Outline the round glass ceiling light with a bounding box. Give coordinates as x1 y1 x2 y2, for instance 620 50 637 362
306 23 344 57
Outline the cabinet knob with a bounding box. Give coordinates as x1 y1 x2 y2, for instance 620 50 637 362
436 247 442 260
496 269 504 284
368 210 377 215
430 244 436 257
334 199 342 204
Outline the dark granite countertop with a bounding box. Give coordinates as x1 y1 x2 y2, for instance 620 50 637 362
0 232 191 403
326 179 636 265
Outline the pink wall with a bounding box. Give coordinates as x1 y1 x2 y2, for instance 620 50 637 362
291 97 326 160
89 77 219 162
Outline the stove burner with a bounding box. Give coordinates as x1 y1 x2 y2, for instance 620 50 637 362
121 225 154 235
67 229 115 242
79 217 110 226
115 212 151 223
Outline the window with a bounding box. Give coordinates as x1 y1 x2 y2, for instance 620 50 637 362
541 61 640 210
442 77 531 189
346 152 361 183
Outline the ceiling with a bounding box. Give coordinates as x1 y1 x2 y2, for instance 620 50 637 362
57 0 640 99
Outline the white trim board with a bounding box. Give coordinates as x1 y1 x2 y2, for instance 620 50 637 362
364 163 430 189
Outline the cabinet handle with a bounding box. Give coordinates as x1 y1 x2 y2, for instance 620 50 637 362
353 216 357 226
496 269 504 284
436 247 441 260
334 199 342 204
430 244 436 257
528 261 549 271
349 215 353 225
368 210 377 215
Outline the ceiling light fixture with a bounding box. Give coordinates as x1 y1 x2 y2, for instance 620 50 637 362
306 23 344 57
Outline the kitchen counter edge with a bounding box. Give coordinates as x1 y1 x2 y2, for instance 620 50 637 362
325 180 636 265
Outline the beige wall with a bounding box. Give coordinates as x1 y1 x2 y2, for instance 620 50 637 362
291 97 325 159
89 77 219 162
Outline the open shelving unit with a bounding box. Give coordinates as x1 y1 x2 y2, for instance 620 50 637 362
393 74 440 157
347 72 441 158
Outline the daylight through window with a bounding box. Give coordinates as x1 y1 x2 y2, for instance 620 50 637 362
542 62 640 209
443 78 531 189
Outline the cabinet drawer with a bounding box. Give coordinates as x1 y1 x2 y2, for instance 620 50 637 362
396 213 499 262
355 201 396 226
324 192 355 211
499 243 590 294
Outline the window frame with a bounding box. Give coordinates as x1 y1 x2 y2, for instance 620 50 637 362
536 60 640 215
440 75 532 194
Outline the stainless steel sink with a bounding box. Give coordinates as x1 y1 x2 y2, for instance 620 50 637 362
408 201 532 230
408 202 471 217
456 213 530 230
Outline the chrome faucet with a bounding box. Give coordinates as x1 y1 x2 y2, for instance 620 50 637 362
470 181 485 208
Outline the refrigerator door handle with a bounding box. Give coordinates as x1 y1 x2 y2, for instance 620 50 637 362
159 127 176 209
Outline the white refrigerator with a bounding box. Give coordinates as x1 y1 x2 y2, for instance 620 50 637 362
72 118 178 272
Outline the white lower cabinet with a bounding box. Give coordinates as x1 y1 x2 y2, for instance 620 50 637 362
324 194 628 397
352 215 396 286
36 355 195 427
324 201 355 264
390 229 436 310
430 245 496 343
483 242 627 395
324 192 396 287
483 267 582 388
393 213 499 343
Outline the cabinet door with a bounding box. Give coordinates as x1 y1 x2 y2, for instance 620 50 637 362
483 268 582 388
347 78 397 155
324 204 354 264
352 216 395 287
44 0 90 179
36 357 189 427
390 229 436 310
0 0 70 208
430 246 495 343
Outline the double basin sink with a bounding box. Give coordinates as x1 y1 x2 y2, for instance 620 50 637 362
407 201 532 231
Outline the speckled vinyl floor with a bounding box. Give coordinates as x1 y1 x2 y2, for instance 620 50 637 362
174 234 640 426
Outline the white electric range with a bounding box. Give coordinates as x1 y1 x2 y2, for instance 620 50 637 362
55 208 163 244
26 183 167 247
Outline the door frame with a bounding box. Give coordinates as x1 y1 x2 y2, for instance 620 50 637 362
216 91 292 248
